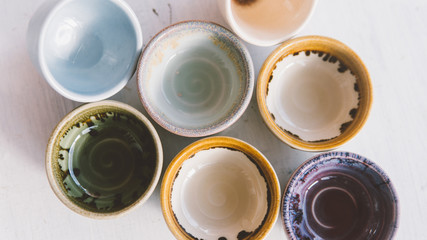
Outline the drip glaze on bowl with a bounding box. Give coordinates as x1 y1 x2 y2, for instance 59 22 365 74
46 101 163 218
282 152 398 240
172 148 268 239
161 137 280 240
257 36 372 151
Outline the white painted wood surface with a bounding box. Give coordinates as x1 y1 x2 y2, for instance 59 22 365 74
1 0 426 239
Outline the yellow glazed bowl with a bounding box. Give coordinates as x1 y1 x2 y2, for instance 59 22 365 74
161 136 280 240
257 36 372 151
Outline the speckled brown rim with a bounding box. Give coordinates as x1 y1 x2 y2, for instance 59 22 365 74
45 100 163 219
136 20 254 137
257 35 373 152
160 136 280 239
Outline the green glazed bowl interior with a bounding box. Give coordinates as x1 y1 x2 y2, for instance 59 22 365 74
46 100 163 218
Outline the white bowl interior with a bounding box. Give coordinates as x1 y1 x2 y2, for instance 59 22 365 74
41 0 141 100
139 23 251 134
266 51 359 142
171 148 268 239
229 0 316 45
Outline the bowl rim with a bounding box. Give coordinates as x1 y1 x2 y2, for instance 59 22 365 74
160 136 280 239
224 0 318 47
38 0 143 102
256 35 373 151
281 151 399 239
136 20 254 137
45 100 163 219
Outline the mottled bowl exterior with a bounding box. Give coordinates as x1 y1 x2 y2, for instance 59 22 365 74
137 21 254 137
45 100 163 218
282 152 398 240
161 137 280 240
257 36 372 151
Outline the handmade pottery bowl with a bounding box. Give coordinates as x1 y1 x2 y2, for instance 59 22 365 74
46 100 162 218
282 152 398 239
27 0 142 102
217 0 317 46
137 21 254 137
257 36 372 151
161 137 280 240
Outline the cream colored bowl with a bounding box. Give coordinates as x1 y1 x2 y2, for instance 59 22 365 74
257 36 372 151
161 137 280 240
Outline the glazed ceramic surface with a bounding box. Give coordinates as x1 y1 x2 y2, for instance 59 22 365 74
137 21 254 137
161 137 280 240
27 0 142 102
46 100 163 218
282 152 398 240
266 51 359 142
218 0 317 46
257 36 372 151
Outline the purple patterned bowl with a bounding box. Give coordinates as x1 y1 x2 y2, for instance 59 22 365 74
282 152 398 239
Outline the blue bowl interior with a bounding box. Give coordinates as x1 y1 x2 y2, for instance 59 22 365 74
42 0 140 98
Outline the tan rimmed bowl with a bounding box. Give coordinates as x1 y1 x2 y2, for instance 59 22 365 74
46 100 163 218
161 136 280 240
257 36 372 151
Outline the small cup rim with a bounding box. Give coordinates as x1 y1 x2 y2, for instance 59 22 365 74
37 0 143 102
224 0 318 47
281 151 399 239
45 100 163 219
257 35 373 151
136 20 254 137
160 136 280 239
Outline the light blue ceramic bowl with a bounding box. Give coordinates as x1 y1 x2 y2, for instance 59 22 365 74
28 0 142 102
137 21 254 137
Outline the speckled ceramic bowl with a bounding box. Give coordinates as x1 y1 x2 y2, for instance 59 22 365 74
46 100 162 218
161 137 280 240
282 152 398 239
137 21 254 137
257 36 372 151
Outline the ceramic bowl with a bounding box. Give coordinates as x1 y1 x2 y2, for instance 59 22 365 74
137 21 254 137
257 36 372 151
161 137 280 240
282 152 398 239
46 100 162 218
27 0 142 102
217 0 317 46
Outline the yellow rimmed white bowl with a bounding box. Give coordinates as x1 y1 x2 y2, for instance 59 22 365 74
161 137 280 240
257 36 372 151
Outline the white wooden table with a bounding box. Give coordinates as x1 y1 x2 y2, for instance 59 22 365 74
1 0 426 239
